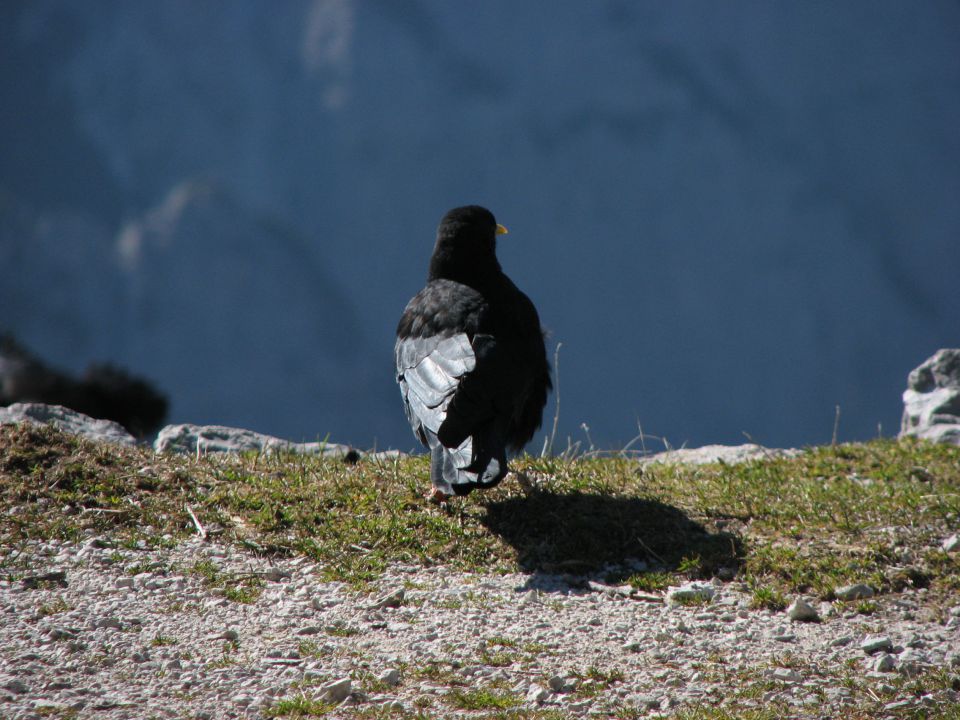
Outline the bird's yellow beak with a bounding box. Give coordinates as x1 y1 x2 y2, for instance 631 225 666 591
495 223 509 235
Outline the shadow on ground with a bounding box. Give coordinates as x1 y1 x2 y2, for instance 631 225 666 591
479 490 742 589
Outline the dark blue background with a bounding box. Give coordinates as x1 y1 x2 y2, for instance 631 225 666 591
2 1 958 452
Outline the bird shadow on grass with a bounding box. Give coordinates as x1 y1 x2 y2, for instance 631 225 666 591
479 490 743 592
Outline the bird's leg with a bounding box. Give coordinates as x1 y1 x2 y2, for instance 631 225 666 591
424 487 450 504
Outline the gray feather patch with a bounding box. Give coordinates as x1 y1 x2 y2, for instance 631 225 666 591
396 333 475 434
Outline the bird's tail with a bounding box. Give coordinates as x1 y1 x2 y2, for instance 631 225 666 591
428 429 507 496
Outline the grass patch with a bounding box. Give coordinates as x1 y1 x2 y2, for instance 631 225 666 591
749 585 787 611
325 622 361 638
1 424 958 609
36 596 71 617
187 559 264 604
569 666 625 698
264 695 336 718
445 687 521 711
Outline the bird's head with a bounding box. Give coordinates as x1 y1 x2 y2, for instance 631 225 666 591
429 205 508 285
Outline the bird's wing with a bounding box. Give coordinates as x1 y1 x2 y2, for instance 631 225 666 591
396 331 508 494
395 332 476 443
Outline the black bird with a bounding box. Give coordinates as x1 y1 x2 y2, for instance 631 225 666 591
395 206 551 501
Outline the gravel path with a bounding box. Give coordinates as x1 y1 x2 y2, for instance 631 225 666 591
2 535 959 719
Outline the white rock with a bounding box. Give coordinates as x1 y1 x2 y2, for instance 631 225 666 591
834 583 874 601
369 588 405 610
0 403 136 446
666 582 715 605
321 677 352 704
639 444 798 466
154 423 357 457
897 649 928 678
526 684 549 704
769 668 802 683
873 653 896 672
861 636 893 654
786 597 820 622
899 349 960 446
378 668 401 687
942 534 959 553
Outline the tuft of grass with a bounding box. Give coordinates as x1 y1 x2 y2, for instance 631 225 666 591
187 559 264 604
36 597 71 617
325 622 360 638
263 695 336 718
565 666 625 698
749 585 787 611
627 571 672 593
445 687 521 711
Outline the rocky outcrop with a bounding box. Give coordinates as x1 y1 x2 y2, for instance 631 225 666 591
900 349 960 446
0 403 136 446
638 443 798 466
153 423 359 458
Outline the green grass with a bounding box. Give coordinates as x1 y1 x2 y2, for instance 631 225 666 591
264 695 336 718
445 687 521 711
186 559 264 604
1 423 959 609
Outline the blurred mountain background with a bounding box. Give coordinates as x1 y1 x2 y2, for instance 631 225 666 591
2 1 958 451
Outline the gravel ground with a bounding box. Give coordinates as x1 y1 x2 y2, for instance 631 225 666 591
2 535 959 720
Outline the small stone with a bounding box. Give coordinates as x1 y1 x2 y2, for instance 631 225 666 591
834 583 874 601
873 653 896 673
884 700 915 712
131 649 150 663
786 597 820 622
659 695 678 710
94 616 123 630
770 668 802 683
518 590 539 606
369 588 405 610
48 627 77 641
666 582 715 605
630 694 661 711
4 679 29 694
321 677 352 703
862 636 894 654
942 534 959 553
897 649 928 678
378 668 401 687
587 580 631 597
526 684 549 704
